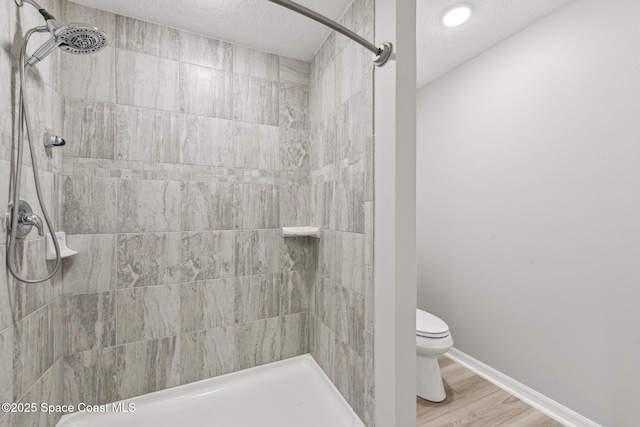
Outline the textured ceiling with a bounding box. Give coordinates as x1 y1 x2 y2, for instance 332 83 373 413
69 0 576 86
417 0 576 87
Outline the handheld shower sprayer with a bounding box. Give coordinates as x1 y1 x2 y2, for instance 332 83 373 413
6 0 109 283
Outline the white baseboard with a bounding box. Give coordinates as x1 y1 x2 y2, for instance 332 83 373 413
445 348 601 427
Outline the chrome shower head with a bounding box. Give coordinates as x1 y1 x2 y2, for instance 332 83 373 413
56 24 109 55
27 23 109 66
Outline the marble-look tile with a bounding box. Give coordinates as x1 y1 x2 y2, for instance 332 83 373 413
233 75 279 126
280 270 310 315
61 46 115 103
179 63 232 119
181 231 236 282
181 182 234 231
315 277 335 331
235 230 281 277
310 317 333 378
179 232 212 282
337 92 369 159
179 32 232 71
12 359 64 427
233 45 279 81
279 185 311 227
234 274 280 324
234 317 281 370
180 279 235 333
116 49 179 111
0 246 14 331
364 136 374 202
62 98 116 159
0 5 19 58
0 327 13 406
117 233 181 288
64 347 118 406
12 304 55 400
63 234 117 294
319 229 341 283
333 340 365 419
364 329 374 399
117 179 181 233
334 285 365 357
116 285 180 345
115 105 180 163
115 15 179 60
0 164 9 244
280 128 310 171
279 57 310 86
364 266 374 334
64 291 116 354
335 171 364 233
233 184 279 229
281 312 308 359
9 240 60 322
63 176 118 234
233 122 279 170
280 235 314 272
211 231 237 279
341 232 364 294
320 61 337 120
179 115 234 167
335 42 366 106
364 201 374 266
116 336 180 400
279 83 309 130
180 327 235 384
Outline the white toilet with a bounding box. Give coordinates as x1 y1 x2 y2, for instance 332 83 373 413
416 308 453 402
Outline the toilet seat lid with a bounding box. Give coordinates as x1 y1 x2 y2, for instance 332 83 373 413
416 309 450 338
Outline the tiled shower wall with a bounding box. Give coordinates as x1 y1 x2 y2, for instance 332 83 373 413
59 1 312 409
308 0 375 425
1 1 66 426
1 0 375 425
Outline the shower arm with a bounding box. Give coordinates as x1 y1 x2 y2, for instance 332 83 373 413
267 0 392 66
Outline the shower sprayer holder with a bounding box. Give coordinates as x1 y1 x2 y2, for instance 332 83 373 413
6 200 44 240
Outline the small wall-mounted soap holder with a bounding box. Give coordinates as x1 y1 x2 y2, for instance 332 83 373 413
45 231 78 260
281 226 321 238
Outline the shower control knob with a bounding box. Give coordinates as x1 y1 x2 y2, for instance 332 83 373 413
6 200 44 239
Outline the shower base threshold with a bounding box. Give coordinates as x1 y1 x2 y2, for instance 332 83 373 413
56 354 365 427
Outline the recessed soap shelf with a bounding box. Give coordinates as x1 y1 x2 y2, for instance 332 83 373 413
281 226 321 238
45 231 78 260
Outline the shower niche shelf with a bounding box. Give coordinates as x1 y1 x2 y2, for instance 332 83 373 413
281 226 321 238
45 231 78 260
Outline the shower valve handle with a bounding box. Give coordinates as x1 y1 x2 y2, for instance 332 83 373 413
6 200 45 239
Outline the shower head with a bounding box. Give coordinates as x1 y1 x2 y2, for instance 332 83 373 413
15 0 109 66
27 23 109 66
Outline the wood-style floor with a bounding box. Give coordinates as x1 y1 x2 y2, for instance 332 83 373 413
417 356 564 426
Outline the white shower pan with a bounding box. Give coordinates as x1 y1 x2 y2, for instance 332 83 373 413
56 354 365 427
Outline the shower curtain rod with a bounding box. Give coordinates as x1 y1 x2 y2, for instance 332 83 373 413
267 0 392 66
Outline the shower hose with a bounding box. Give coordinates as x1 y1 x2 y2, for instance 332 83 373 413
7 26 61 283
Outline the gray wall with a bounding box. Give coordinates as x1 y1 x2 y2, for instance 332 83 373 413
58 0 312 408
1 0 66 426
308 0 375 424
417 0 640 425
1 0 375 425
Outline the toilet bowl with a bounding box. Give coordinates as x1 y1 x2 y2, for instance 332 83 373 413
416 308 453 402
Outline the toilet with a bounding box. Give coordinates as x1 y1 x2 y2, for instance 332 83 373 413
416 308 453 402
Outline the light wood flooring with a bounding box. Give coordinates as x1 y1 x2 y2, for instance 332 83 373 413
417 356 564 426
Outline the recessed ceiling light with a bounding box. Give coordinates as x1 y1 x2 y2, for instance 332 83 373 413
442 4 472 27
